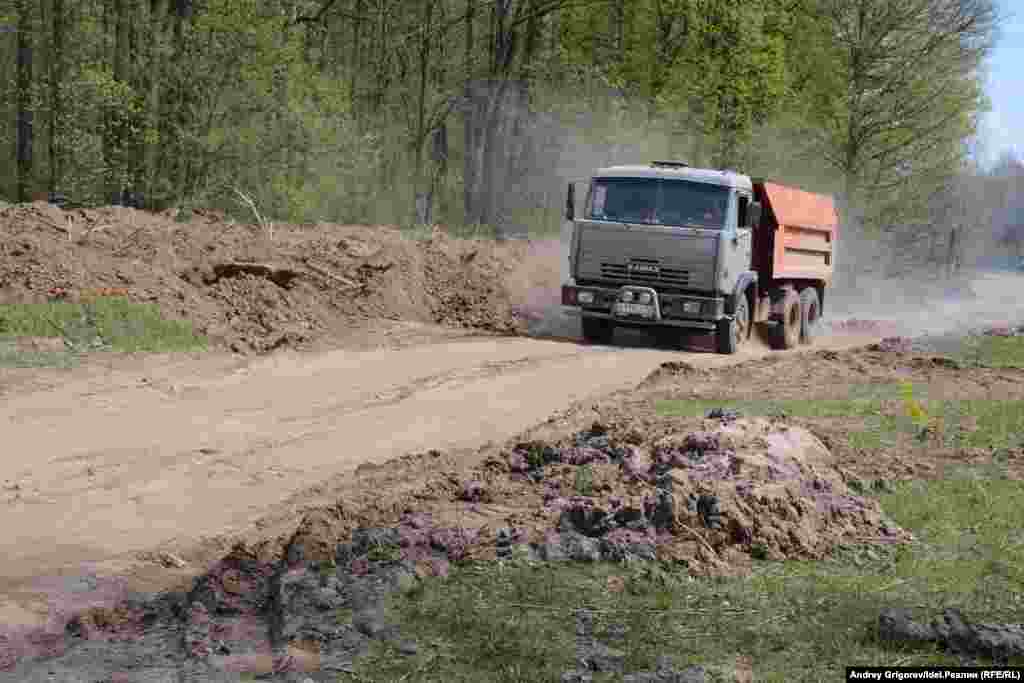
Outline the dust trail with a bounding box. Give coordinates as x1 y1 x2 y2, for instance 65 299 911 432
506 221 580 339
826 269 1024 339
505 221 1024 345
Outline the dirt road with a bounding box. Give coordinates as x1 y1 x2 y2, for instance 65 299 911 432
0 326 884 591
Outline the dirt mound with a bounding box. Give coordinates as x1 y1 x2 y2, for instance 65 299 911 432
481 417 909 574
256 413 910 581
0 409 911 676
0 203 562 352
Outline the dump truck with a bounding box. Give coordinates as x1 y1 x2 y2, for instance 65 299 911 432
560 161 839 354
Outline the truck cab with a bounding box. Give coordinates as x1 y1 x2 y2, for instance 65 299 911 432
561 161 837 354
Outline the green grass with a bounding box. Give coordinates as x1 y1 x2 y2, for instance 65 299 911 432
354 476 1024 682
0 297 206 367
656 389 897 450
958 334 1024 369
655 389 1024 454
0 342 80 369
351 370 1024 681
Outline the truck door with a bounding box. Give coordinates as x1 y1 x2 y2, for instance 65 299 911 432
734 193 754 269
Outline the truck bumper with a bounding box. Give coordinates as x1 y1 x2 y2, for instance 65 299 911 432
561 284 722 332
576 309 716 331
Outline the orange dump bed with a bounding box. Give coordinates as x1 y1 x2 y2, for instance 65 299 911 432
752 181 838 284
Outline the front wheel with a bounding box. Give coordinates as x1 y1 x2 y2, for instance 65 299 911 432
716 294 750 355
581 317 615 345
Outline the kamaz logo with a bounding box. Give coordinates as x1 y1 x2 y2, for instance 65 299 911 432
627 262 660 274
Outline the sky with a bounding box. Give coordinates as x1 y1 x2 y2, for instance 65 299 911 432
980 1 1024 165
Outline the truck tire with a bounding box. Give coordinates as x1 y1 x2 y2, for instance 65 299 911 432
581 317 614 345
716 294 749 355
799 287 822 345
769 288 801 350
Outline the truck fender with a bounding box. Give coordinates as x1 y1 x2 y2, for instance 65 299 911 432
727 272 758 315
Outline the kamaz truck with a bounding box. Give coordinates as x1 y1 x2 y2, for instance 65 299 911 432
560 161 839 354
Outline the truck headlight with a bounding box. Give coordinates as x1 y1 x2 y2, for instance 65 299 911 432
682 301 701 314
638 292 652 304
577 291 595 304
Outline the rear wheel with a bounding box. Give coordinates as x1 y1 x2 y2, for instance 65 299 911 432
769 288 801 350
581 317 614 345
799 287 822 345
716 294 750 355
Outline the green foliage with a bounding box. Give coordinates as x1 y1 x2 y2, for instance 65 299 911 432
0 0 998 242
794 0 995 227
57 64 151 205
656 380 1024 456
659 0 790 167
958 334 1024 369
573 463 594 497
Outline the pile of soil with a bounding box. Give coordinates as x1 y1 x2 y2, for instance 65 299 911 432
0 410 911 678
7 343 1024 677
0 203 561 353
256 408 914 583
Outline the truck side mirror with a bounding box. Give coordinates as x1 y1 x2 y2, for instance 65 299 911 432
566 182 575 221
749 201 763 227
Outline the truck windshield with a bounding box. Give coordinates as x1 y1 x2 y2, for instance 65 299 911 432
584 177 729 229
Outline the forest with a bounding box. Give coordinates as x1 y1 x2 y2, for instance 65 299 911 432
1 0 1022 276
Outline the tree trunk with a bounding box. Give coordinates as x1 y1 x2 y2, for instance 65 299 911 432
171 6 190 199
49 0 64 197
351 0 363 111
946 226 960 278
104 0 131 200
485 0 515 238
462 0 477 224
16 0 34 203
614 0 625 61
413 0 433 223
142 0 170 205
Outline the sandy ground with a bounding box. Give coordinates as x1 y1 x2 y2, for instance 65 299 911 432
0 323 882 626
1 196 1017 641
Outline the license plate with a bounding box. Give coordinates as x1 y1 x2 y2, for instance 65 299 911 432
613 302 655 319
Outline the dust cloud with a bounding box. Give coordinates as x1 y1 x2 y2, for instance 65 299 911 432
495 88 1024 346
505 229 578 339
504 217 1024 346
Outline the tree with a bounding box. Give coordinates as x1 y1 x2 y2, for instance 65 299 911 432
15 0 33 202
0 0 1002 253
992 154 1024 260
49 0 65 196
661 0 790 168
800 0 997 222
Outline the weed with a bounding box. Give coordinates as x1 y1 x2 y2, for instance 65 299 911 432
351 473 1024 682
655 392 1024 454
0 298 206 367
367 542 402 563
574 464 594 497
954 334 1024 369
347 372 1024 682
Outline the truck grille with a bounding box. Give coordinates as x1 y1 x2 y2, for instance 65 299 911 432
600 261 690 287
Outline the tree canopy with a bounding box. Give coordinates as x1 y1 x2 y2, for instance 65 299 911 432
0 0 1003 244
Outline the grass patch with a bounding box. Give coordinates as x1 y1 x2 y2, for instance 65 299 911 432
957 334 1024 369
0 342 80 369
353 386 1024 681
0 297 206 366
655 386 900 450
354 475 1024 682
655 389 1024 455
